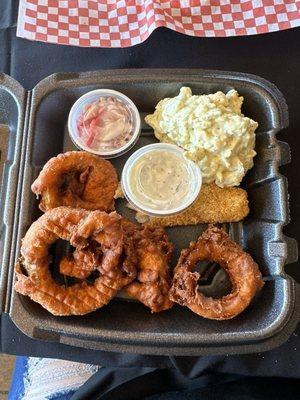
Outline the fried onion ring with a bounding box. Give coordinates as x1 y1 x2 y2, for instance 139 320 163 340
14 207 136 316
31 151 118 212
169 226 264 320
59 243 102 280
122 220 174 313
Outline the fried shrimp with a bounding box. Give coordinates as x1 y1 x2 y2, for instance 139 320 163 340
122 220 174 313
31 151 118 212
169 226 264 320
14 207 136 316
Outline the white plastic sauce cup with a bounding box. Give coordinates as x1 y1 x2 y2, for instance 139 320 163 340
68 89 141 158
121 143 202 217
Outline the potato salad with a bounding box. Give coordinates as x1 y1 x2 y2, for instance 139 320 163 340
145 87 258 187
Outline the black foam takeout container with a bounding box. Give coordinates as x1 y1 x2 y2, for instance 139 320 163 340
0 69 299 356
0 74 26 317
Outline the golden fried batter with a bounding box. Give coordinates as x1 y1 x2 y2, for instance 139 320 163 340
169 226 264 320
31 151 118 212
15 207 136 316
122 220 174 313
145 184 249 227
59 243 102 280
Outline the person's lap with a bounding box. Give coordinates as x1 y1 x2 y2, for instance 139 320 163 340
9 356 300 400
9 356 98 400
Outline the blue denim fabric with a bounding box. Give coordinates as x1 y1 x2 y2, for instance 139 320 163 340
8 356 27 400
8 357 76 400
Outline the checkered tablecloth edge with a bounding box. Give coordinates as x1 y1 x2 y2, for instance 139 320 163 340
17 0 300 48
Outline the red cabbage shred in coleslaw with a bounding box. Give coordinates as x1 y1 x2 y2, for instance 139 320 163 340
77 96 133 151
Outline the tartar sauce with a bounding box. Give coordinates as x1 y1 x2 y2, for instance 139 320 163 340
128 150 192 211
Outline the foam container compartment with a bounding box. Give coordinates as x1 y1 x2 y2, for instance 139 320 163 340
2 69 299 355
0 74 26 316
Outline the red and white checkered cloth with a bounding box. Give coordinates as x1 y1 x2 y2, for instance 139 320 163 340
17 1 300 48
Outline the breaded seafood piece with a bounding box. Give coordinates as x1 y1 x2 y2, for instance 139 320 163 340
145 184 249 227
122 219 174 313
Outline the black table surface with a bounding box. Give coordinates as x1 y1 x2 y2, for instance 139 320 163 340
0 2 299 377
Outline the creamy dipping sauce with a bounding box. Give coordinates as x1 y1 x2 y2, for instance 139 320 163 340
128 150 193 211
